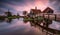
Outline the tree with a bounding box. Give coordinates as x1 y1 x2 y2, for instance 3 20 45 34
23 11 27 16
17 13 20 16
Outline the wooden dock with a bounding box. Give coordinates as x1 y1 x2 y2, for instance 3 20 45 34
23 13 60 35
35 13 60 22
30 20 60 35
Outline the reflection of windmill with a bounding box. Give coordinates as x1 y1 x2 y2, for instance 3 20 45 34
5 18 12 23
5 9 12 17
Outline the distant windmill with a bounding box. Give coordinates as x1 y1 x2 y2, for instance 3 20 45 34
5 9 12 17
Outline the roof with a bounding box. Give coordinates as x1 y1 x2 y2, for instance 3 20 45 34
30 9 41 14
43 7 53 13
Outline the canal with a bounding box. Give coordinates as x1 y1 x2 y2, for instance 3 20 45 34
0 18 60 35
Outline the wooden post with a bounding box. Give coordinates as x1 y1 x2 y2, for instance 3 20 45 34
41 14 45 32
55 14 57 21
46 14 50 28
48 14 49 19
46 31 48 35
43 14 44 18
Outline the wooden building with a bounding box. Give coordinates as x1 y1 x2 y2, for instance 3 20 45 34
30 7 41 15
43 7 54 13
28 7 54 17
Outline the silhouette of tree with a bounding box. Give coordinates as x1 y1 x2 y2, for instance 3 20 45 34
23 11 27 16
17 13 20 16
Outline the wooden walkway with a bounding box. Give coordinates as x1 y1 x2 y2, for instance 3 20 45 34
22 13 60 35
27 13 60 35
30 21 60 35
35 13 60 21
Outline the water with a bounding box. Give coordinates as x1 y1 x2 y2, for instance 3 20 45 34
49 21 60 30
0 18 60 35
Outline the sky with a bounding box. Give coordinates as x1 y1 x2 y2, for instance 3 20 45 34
0 0 60 15
49 0 60 14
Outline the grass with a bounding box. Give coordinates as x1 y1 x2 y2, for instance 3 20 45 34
7 16 20 19
23 16 44 21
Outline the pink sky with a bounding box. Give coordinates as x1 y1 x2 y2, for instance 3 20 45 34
11 0 49 12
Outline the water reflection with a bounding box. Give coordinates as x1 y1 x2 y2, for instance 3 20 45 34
0 18 12 23
0 18 60 35
0 18 19 23
5 18 12 23
0 18 41 35
49 21 60 30
23 18 60 35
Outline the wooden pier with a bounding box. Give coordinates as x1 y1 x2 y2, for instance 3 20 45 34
23 13 60 35
34 13 60 21
29 18 60 35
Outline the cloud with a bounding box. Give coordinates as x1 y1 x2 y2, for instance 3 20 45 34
0 0 49 14
49 0 60 13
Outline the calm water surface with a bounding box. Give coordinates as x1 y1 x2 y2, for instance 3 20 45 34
0 18 60 35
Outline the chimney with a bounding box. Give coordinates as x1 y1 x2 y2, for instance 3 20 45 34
35 7 37 10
